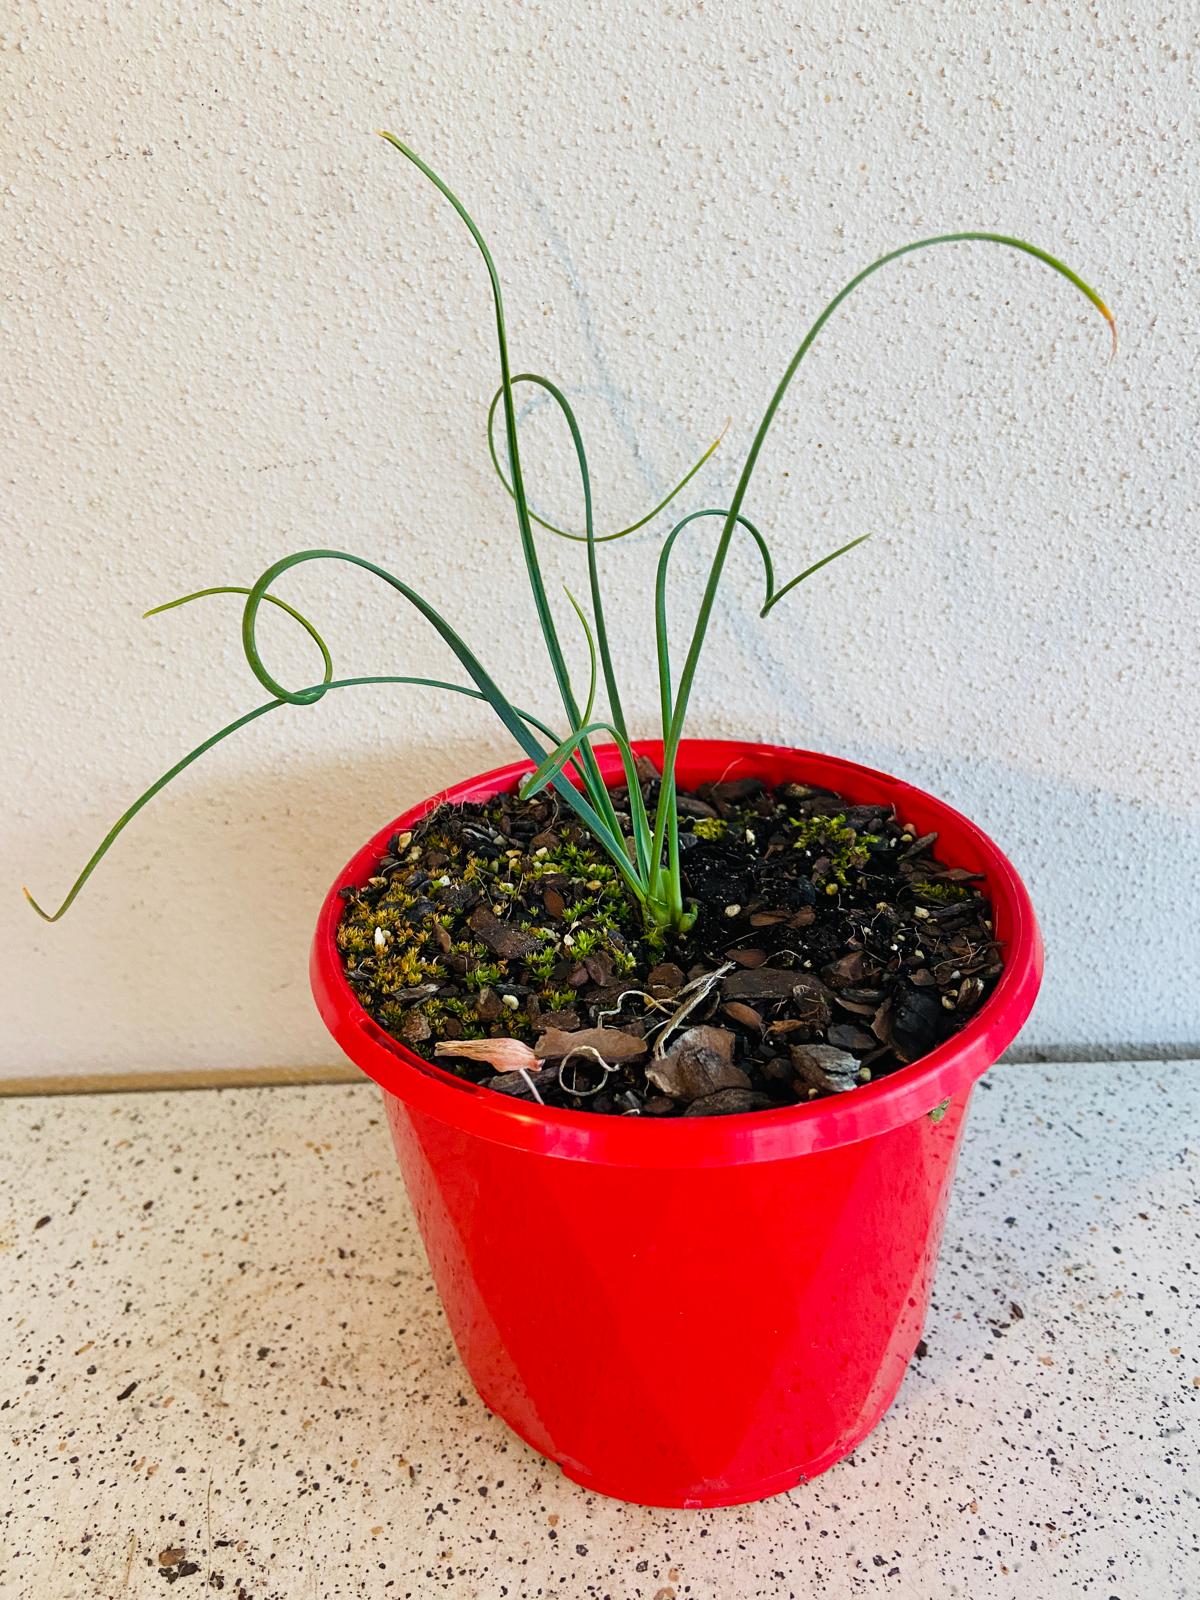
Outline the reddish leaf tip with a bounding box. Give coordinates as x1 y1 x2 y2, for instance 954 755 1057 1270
1092 296 1117 359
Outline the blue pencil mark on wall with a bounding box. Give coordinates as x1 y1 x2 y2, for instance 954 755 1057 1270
518 175 727 520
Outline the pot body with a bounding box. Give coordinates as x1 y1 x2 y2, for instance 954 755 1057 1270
311 741 1042 1506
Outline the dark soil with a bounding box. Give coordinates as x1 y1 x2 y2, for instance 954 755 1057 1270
336 767 1002 1117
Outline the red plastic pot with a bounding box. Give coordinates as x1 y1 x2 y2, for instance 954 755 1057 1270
311 740 1042 1507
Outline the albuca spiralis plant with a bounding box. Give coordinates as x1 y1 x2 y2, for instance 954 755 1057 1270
26 136 1113 935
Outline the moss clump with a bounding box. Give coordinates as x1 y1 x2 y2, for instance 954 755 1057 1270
337 795 642 1052
910 879 972 903
540 986 581 1011
528 846 634 926
690 817 728 841
786 812 880 886
335 776 1001 1104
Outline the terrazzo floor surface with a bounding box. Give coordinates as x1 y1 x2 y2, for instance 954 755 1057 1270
1 1063 1197 1599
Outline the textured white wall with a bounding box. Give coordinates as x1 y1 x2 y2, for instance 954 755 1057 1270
3 1 1196 1075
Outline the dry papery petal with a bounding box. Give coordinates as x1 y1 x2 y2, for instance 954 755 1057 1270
434 1038 538 1073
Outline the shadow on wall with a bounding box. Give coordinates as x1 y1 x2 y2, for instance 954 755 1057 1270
10 721 1199 1075
8 737 502 1076
839 736 1200 1063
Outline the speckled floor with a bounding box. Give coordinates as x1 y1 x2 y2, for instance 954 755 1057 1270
1 1063 1197 1599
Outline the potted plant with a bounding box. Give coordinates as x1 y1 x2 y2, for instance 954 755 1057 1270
27 136 1112 1507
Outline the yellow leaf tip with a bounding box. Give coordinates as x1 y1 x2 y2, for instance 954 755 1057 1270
22 886 53 922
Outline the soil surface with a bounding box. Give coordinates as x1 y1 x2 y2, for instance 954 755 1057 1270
336 768 1002 1117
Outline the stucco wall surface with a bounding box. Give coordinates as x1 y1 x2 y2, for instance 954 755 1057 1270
3 1 1196 1073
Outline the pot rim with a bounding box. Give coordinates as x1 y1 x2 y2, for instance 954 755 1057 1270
310 739 1042 1165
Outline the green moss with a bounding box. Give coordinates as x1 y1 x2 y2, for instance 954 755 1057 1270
525 947 559 982
336 922 373 958
440 997 475 1020
464 960 504 990
430 999 486 1040
339 793 737 1054
787 812 879 886
380 948 446 990
690 816 728 841
910 879 971 903
540 987 579 1011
